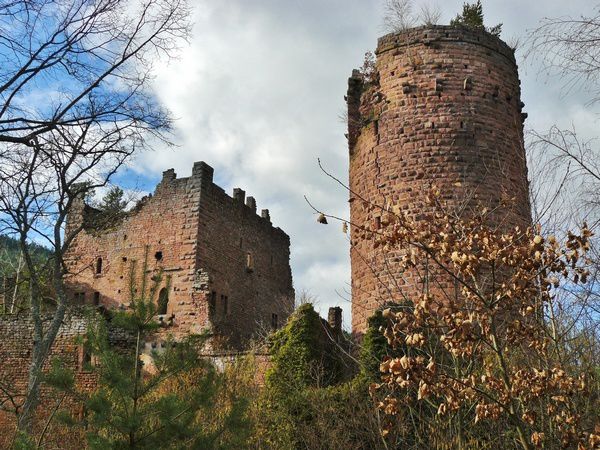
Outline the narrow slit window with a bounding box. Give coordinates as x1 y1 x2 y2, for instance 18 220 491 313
209 291 216 315
119 256 127 277
221 295 229 316
271 313 278 330
374 216 381 230
246 252 253 272
79 345 94 372
95 257 103 274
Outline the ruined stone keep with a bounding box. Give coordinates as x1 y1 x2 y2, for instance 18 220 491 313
347 26 532 334
65 161 295 349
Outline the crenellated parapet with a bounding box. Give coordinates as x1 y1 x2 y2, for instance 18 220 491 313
154 162 278 231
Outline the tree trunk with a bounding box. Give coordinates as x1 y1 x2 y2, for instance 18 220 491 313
17 300 68 433
10 252 23 314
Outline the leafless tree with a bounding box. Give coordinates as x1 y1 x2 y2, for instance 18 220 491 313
528 127 600 231
526 127 600 366
505 35 521 52
418 3 441 27
526 5 600 104
525 7 600 378
382 0 417 33
381 0 442 33
0 0 191 434
526 8 600 326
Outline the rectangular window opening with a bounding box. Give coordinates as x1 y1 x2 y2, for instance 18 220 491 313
209 291 216 314
221 295 229 316
271 313 278 330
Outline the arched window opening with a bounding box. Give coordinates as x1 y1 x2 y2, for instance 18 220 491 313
95 257 103 274
157 287 169 315
79 345 94 372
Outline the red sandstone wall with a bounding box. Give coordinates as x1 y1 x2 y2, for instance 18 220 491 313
65 163 207 339
348 26 532 334
0 310 271 444
0 311 131 438
209 351 272 386
196 182 295 349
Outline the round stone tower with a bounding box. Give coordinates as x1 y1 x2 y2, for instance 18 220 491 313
347 26 531 334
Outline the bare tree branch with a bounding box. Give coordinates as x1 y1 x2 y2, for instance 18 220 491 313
0 0 191 434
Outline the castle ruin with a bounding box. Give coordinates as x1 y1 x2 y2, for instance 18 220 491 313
64 161 295 349
0 24 539 437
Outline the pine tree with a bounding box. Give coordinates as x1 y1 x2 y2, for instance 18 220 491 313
99 186 127 213
41 251 249 449
450 1 502 37
96 186 128 226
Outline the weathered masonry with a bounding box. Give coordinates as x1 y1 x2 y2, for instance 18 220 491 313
347 26 532 334
65 161 295 349
0 310 134 438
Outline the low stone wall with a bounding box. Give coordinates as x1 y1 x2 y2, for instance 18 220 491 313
0 309 273 443
0 309 131 436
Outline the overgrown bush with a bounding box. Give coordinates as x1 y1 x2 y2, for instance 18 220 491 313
252 303 390 449
266 303 350 391
371 188 600 449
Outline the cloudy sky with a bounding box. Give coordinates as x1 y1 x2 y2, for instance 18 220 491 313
113 0 599 328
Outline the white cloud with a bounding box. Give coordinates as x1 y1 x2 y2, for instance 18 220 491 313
123 0 600 330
